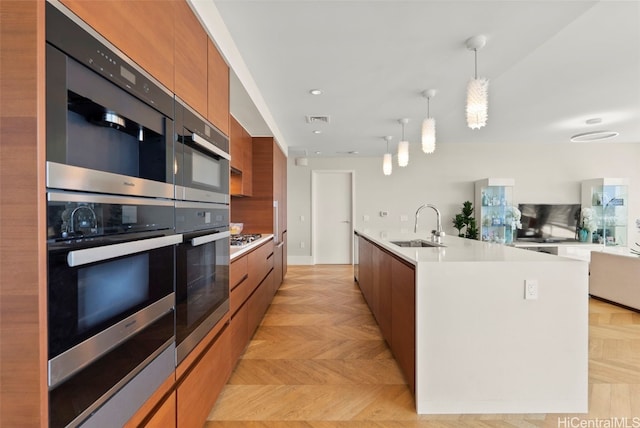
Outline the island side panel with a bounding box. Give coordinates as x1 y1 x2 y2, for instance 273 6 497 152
415 260 588 414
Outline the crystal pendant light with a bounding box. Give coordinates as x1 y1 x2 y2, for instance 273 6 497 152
382 136 393 176
421 89 437 153
465 35 489 130
397 118 409 167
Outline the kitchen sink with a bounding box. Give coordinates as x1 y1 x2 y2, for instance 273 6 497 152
390 239 445 248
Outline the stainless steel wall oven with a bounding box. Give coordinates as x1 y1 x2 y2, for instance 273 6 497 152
175 201 230 363
46 2 174 199
175 97 230 204
45 2 179 427
46 191 179 427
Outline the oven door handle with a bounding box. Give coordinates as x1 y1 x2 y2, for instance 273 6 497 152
191 230 230 247
192 133 231 161
67 235 182 267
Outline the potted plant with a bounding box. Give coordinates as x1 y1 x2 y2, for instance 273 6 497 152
451 201 478 240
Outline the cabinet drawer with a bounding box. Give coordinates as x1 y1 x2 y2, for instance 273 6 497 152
248 240 274 285
229 302 249 367
230 256 248 291
176 326 231 428
229 276 253 321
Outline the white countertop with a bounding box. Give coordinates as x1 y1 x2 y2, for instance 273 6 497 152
355 229 579 265
230 234 274 260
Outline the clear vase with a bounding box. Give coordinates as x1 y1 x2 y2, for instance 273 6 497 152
505 227 513 244
578 229 588 242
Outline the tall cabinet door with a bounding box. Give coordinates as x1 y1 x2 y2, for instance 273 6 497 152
207 38 229 136
59 0 175 91
174 0 208 116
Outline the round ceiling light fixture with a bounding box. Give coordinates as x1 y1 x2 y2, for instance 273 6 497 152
309 89 322 95
313 130 322 134
570 130 619 142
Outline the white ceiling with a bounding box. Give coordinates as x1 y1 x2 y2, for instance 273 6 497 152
208 0 640 158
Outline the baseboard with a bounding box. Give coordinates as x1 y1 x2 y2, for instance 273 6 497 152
287 256 314 265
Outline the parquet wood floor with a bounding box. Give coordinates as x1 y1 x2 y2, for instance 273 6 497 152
206 265 640 427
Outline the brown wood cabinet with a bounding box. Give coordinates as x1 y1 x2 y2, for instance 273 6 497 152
59 0 175 91
2 1 231 426
391 256 416 394
144 391 176 428
231 138 286 285
174 0 208 116
373 245 392 342
207 38 229 136
124 374 176 427
176 326 231 428
228 240 277 370
355 234 415 394
0 2 47 426
230 115 253 196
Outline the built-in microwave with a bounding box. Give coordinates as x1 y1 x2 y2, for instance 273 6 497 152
175 97 231 204
45 2 175 199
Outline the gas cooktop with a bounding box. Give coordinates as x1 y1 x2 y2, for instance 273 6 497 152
230 234 263 247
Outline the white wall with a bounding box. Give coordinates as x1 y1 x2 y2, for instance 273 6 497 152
287 141 640 263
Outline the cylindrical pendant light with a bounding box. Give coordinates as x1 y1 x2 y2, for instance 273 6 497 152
382 136 393 176
397 118 409 167
421 89 437 153
465 35 489 130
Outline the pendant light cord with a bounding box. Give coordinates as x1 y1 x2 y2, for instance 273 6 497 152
427 97 431 118
474 48 478 79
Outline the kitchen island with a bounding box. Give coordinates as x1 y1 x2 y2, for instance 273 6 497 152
355 230 589 415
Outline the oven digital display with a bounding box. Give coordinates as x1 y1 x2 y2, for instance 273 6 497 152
120 65 136 85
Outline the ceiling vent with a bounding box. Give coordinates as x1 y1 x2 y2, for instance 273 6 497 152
305 115 331 124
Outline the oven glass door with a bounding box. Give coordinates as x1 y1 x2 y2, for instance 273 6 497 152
176 135 230 203
176 229 230 363
47 233 180 386
46 43 174 198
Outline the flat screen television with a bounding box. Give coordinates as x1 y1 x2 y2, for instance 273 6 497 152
516 204 581 243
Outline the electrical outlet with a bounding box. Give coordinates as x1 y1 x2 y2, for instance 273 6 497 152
363 215 370 222
380 211 388 217
300 215 305 222
400 214 408 222
300 241 305 249
524 279 538 300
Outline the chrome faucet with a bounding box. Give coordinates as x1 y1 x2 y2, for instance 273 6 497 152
414 204 445 243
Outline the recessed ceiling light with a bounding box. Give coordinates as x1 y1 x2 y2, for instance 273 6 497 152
570 130 619 142
309 89 322 95
314 151 322 155
312 130 322 134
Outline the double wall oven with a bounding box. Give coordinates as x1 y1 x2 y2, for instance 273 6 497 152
45 2 232 425
174 98 231 364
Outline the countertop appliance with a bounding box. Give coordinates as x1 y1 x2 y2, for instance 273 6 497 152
230 233 263 247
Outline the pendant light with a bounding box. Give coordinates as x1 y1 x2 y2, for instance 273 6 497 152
465 35 489 130
421 89 437 153
397 118 409 167
382 136 393 176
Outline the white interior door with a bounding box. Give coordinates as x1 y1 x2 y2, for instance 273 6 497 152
312 170 354 264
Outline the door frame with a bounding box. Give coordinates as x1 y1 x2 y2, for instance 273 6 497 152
311 170 356 265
